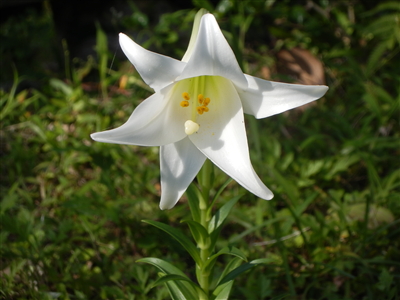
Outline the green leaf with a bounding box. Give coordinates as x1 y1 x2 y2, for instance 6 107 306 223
363 1 400 16
95 23 108 56
270 168 299 200
215 257 243 287
218 258 274 285
137 258 199 300
212 257 243 298
208 195 241 233
293 193 317 216
364 13 400 37
1 182 19 214
203 246 247 275
186 184 201 223
324 154 360 180
165 280 196 300
208 195 242 252
209 178 233 209
153 274 208 300
49 78 73 97
212 281 233 300
377 268 393 291
182 220 210 249
152 274 194 287
367 42 389 75
137 257 189 278
142 220 202 265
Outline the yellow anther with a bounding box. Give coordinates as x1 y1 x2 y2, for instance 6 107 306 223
182 92 190 100
196 107 205 115
202 106 209 112
197 94 204 103
180 100 189 107
203 97 210 106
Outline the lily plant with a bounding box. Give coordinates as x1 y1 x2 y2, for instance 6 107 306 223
91 9 328 299
91 10 328 210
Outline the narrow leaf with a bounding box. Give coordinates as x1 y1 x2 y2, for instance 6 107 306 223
153 274 208 300
186 184 201 223
137 257 189 278
203 246 247 275
152 274 194 288
208 195 242 251
215 257 243 287
182 220 210 249
212 281 234 300
143 220 202 265
208 195 242 233
165 280 195 300
218 258 274 285
138 258 199 299
208 178 233 209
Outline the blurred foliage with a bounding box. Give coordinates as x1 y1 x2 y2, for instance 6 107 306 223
1 0 399 299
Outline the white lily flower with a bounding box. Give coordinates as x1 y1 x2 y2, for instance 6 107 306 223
91 12 328 210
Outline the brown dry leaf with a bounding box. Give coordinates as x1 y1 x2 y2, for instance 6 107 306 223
277 47 326 85
276 47 326 111
261 66 271 80
333 276 346 288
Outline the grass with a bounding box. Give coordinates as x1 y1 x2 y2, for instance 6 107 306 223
1 0 399 299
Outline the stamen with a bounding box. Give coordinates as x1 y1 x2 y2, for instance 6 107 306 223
180 100 189 107
198 94 204 104
182 92 190 100
178 77 212 118
184 120 200 135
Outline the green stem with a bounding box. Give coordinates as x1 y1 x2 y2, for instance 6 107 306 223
198 204 211 296
196 159 213 297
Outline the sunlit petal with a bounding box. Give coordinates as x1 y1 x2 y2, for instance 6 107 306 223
119 33 186 91
189 76 273 200
181 8 208 62
91 85 188 146
177 14 247 89
160 138 206 210
238 74 329 119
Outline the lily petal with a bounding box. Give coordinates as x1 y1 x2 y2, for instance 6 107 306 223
189 76 273 200
91 85 188 146
160 138 206 210
119 33 186 91
177 14 247 89
238 74 329 119
181 8 208 62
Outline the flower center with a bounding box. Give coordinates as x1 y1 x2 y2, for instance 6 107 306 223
178 76 212 135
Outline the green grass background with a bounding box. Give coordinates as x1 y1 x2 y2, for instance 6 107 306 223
1 0 399 299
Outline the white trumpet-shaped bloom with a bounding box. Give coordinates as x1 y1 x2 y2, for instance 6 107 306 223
91 12 328 210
